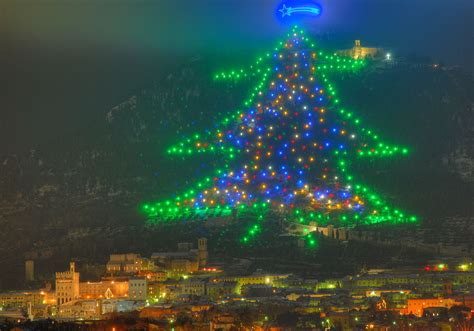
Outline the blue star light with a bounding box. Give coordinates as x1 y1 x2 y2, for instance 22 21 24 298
279 4 291 17
278 3 322 18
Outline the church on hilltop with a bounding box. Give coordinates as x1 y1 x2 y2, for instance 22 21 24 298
336 40 385 59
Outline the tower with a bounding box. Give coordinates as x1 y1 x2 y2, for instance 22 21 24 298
353 40 362 59
25 260 34 282
55 261 80 305
197 238 208 267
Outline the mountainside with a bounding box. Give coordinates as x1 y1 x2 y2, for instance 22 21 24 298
0 57 473 288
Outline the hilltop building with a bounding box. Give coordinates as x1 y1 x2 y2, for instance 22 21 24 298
336 40 384 59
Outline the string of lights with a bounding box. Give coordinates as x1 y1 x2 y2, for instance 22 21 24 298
142 26 417 247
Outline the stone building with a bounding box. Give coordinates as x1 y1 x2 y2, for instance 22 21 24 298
179 280 206 296
336 40 384 59
79 280 128 299
0 291 44 309
197 238 208 267
57 299 101 320
206 281 237 300
401 298 457 317
151 238 208 274
106 253 155 275
128 277 148 301
55 262 80 305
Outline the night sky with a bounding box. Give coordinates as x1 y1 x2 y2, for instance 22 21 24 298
1 0 472 152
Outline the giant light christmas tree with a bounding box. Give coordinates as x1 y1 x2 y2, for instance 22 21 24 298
142 13 416 245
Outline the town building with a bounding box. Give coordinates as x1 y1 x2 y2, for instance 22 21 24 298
179 279 206 296
55 262 80 305
147 281 167 302
206 281 238 300
210 313 236 331
401 297 464 317
79 280 128 299
0 291 44 309
128 277 148 301
139 305 177 320
101 299 144 314
151 238 208 274
217 273 290 293
106 253 155 275
57 299 101 320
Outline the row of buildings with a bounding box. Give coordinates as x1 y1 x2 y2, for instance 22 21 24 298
1 238 209 319
1 238 473 329
56 238 209 306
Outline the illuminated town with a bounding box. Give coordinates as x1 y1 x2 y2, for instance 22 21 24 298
1 1 473 330
1 236 473 330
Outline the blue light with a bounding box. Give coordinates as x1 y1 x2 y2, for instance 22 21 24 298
278 3 322 18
